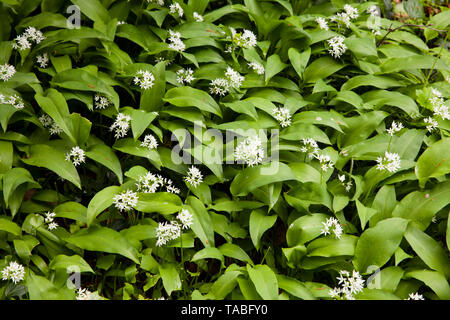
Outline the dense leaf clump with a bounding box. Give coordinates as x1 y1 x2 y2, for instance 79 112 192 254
0 0 449 300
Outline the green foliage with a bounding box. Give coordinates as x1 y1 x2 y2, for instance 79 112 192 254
0 0 449 301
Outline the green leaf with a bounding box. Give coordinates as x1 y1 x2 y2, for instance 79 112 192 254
49 254 94 273
276 275 315 300
286 214 329 247
0 218 21 236
130 109 157 139
405 270 450 300
191 247 224 265
288 47 310 81
27 272 75 300
159 263 181 296
63 225 139 263
163 86 222 117
69 0 110 24
355 200 378 230
230 162 296 196
354 218 409 273
2 167 39 208
208 270 241 300
140 62 166 112
341 75 404 91
21 144 81 189
249 209 277 250
404 224 450 278
247 264 279 300
306 235 358 257
415 138 450 187
219 243 253 264
135 192 183 215
187 196 215 247
265 54 288 83
303 56 344 83
86 186 122 226
0 140 13 174
86 143 123 184
381 55 450 73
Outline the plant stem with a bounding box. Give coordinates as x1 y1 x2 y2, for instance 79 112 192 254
423 31 449 89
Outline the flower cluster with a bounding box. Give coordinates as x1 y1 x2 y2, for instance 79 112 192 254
36 53 49 68
147 0 164 5
176 68 195 84
94 94 111 109
12 26 44 50
140 134 158 150
209 78 230 96
193 12 203 22
110 113 131 139
177 209 193 229
272 107 292 127
65 146 86 167
407 292 425 300
386 121 404 136
423 117 438 132
1 261 25 284
327 36 347 59
367 5 380 17
376 151 401 173
329 270 365 300
234 135 264 167
315 153 334 171
0 63 16 81
430 89 450 120
316 17 329 30
156 221 181 246
184 166 203 187
169 2 183 17
343 4 359 19
76 288 100 300
338 174 353 192
226 28 257 51
113 190 138 212
167 30 185 52
136 171 180 194
39 114 63 135
248 62 265 75
225 67 244 89
43 211 58 230
0 94 24 109
300 138 319 159
134 70 155 90
321 217 343 239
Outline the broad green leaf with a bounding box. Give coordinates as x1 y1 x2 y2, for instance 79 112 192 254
415 138 450 187
27 272 75 300
130 109 157 139
69 0 110 24
288 47 310 81
0 218 21 236
159 263 181 296
163 86 222 117
0 140 12 174
191 247 224 265
381 55 450 73
341 75 404 91
355 200 378 230
306 235 358 257
303 56 344 83
2 167 39 207
265 54 288 83
249 209 277 250
208 270 241 300
219 243 253 264
187 196 215 247
406 270 450 300
49 255 94 273
21 144 81 189
86 186 122 226
286 214 329 247
140 62 165 112
247 264 279 300
86 143 123 184
136 192 183 215
230 162 296 196
63 225 139 263
54 202 87 224
276 275 316 300
404 224 450 278
354 218 409 273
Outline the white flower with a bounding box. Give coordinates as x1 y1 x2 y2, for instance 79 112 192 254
225 67 244 89
110 113 131 139
184 165 203 187
49 122 63 135
344 4 359 19
165 181 180 194
367 5 380 16
369 25 382 36
136 172 161 193
330 12 351 28
1 261 25 284
76 288 100 300
193 12 203 22
1 94 24 109
65 146 86 167
167 30 185 52
330 270 365 300
113 190 138 212
376 151 401 173
338 174 345 182
38 114 53 127
407 292 425 300
272 107 291 127
248 62 265 75
316 17 329 30
424 117 438 132
177 209 193 229
300 138 319 159
44 211 56 223
315 152 334 171
94 94 111 109
0 64 16 81
321 217 343 239
48 222 58 230
117 21 126 25
234 135 264 167
141 134 158 150
134 70 155 90
430 89 450 120
176 68 195 84
169 2 183 17
13 27 44 50
146 0 164 5
36 53 49 68
228 28 257 49
327 36 347 59
156 221 181 246
386 121 404 136
210 78 230 96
